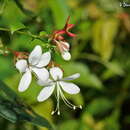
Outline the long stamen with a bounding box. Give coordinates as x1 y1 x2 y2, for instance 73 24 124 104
51 82 60 115
58 86 82 110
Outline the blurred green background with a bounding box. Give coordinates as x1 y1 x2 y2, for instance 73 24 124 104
0 0 130 130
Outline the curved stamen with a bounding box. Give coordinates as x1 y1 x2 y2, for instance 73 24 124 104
58 86 82 110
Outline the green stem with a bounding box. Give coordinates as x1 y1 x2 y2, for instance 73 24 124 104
0 27 41 39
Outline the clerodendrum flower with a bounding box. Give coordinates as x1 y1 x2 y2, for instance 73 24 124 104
16 45 51 92
37 67 82 115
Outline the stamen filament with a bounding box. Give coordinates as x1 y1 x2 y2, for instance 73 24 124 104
58 86 82 110
51 82 60 115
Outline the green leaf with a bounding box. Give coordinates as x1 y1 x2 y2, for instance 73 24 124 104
19 110 54 130
1 0 26 33
32 99 53 122
62 62 103 89
0 97 17 123
86 98 113 116
103 110 120 130
102 61 125 80
59 120 79 130
10 22 25 34
39 31 48 37
0 80 54 130
0 57 15 80
48 0 69 28
11 35 32 50
92 18 119 61
0 80 18 102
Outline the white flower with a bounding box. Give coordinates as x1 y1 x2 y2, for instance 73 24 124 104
37 67 82 115
55 40 71 61
16 45 51 92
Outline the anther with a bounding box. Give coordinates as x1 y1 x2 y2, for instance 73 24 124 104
73 106 76 110
57 111 60 115
51 111 55 115
79 105 82 109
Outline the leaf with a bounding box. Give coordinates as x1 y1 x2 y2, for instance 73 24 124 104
103 110 120 130
10 23 25 34
85 98 113 116
0 99 17 123
30 39 47 48
48 0 69 28
0 80 18 102
0 57 15 80
19 110 54 130
11 34 32 50
92 18 119 61
62 62 103 89
59 120 79 130
32 99 53 122
1 0 26 33
0 80 54 130
102 61 125 80
30 39 51 51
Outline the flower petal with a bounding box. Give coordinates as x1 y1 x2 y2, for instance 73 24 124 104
18 70 32 92
59 81 80 94
37 85 55 102
62 51 71 61
37 79 54 86
16 60 28 73
36 52 51 67
50 67 63 80
61 41 70 51
63 73 80 81
32 67 49 81
29 45 42 65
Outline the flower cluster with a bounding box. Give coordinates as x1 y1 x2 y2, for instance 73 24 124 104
15 17 82 115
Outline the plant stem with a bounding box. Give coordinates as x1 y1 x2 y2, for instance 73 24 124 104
0 27 41 39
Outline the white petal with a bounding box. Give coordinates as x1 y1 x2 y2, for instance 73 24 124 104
63 73 80 81
37 79 54 86
36 52 51 67
61 41 70 51
16 60 28 73
32 67 49 81
18 70 32 92
59 81 80 94
62 51 71 61
50 67 63 80
29 45 42 65
37 85 55 102
63 42 70 51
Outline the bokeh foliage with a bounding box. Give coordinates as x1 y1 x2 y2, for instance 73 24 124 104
0 0 130 130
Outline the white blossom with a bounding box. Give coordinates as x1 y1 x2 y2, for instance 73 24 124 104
37 67 82 115
16 45 51 92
